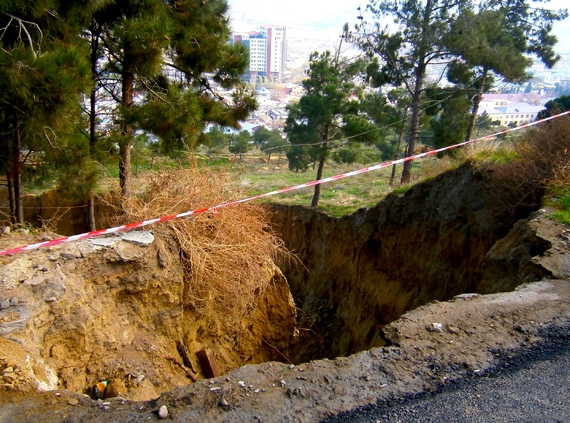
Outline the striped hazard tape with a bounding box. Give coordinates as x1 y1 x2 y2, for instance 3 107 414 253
1 110 568 257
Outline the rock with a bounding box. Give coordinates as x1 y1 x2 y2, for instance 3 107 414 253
158 405 168 419
67 398 79 406
3 374 15 383
114 241 146 262
454 293 481 300
120 231 154 246
218 397 230 408
426 323 443 332
89 236 118 247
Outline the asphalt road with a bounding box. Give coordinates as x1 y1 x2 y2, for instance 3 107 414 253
324 329 570 423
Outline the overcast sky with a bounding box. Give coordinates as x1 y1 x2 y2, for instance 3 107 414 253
227 0 362 29
227 0 569 37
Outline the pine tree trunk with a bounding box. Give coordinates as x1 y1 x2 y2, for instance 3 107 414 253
390 126 406 186
311 156 326 208
88 88 98 230
400 0 432 185
311 133 330 208
6 170 15 225
87 195 96 231
401 70 424 184
120 68 134 198
12 112 23 224
88 25 100 230
465 67 488 142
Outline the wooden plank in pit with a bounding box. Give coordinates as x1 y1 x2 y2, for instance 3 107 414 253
196 348 221 378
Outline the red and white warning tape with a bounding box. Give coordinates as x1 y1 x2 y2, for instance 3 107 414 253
1 110 568 257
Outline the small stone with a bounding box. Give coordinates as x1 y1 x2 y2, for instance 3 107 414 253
67 398 79 406
158 405 168 419
454 293 480 300
3 374 15 383
426 323 443 333
3 367 13 374
218 397 230 408
238 381 245 387
448 325 460 334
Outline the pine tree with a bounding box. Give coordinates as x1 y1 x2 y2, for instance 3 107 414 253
445 3 566 142
91 0 256 197
285 49 379 207
0 1 92 224
228 130 252 160
350 0 469 183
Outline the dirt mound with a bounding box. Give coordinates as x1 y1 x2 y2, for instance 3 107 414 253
0 229 297 400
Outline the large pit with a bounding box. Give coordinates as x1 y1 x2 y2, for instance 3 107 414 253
0 162 557 401
272 163 549 363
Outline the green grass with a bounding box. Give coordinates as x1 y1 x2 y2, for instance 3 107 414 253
546 190 570 225
228 157 417 217
21 147 465 219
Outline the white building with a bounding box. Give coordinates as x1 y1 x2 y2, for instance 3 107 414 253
232 24 287 83
259 24 287 81
478 94 545 126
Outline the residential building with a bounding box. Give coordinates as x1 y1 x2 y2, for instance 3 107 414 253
478 94 546 126
259 24 287 81
231 24 287 83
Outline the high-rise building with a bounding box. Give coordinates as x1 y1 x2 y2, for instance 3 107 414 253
231 24 287 83
259 24 286 81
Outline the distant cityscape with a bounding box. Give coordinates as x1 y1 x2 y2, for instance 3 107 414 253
226 14 570 136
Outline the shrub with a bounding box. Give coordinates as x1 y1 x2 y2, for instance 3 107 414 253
482 116 570 225
109 165 291 323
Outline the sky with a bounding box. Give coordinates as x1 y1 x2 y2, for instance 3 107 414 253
227 0 362 30
227 0 569 40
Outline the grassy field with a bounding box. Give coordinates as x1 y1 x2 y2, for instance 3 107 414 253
189 149 460 217
24 124 570 222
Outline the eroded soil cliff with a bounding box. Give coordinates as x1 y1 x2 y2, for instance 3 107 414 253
0 230 297 401
272 163 564 362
